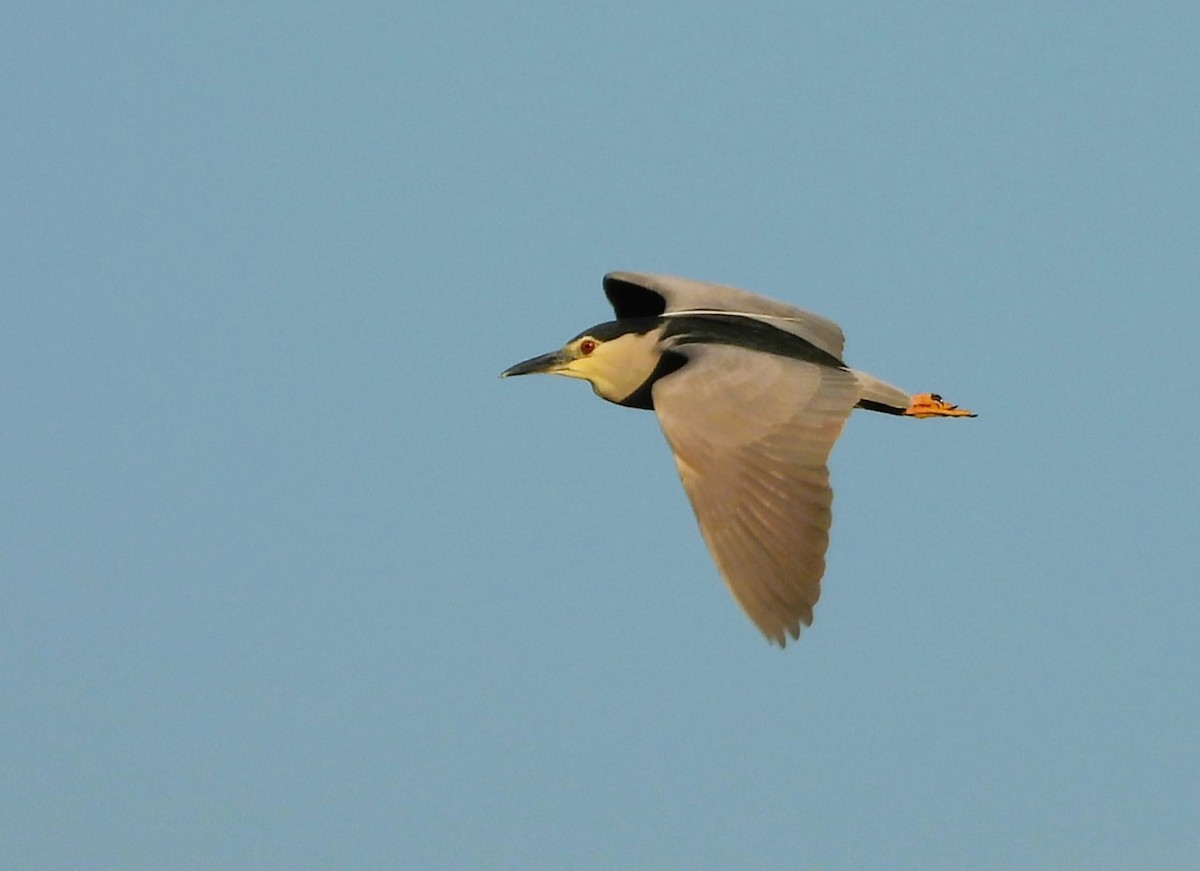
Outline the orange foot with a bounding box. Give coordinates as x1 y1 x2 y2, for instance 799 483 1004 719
903 393 977 418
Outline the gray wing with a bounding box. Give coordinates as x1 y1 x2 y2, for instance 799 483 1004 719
651 345 860 645
605 271 846 361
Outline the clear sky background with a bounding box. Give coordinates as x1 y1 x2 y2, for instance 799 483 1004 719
4 3 1198 869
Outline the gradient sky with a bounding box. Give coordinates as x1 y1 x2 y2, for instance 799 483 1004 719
4 3 1198 869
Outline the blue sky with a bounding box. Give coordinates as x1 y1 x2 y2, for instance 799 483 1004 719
3 3 1198 868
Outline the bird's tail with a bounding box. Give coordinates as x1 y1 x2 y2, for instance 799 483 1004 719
852 370 913 412
852 370 976 418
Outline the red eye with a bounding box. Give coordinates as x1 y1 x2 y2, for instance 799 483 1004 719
579 339 597 355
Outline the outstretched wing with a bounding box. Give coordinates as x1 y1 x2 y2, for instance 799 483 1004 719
604 272 846 362
651 344 859 645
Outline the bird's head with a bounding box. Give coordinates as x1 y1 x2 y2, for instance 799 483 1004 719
501 319 665 405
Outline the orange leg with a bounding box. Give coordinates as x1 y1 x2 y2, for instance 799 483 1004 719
903 393 977 418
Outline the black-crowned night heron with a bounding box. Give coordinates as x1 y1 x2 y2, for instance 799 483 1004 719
502 272 974 646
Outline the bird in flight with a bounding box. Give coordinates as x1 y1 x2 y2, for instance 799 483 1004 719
502 272 975 646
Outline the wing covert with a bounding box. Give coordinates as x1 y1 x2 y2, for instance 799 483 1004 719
604 272 846 361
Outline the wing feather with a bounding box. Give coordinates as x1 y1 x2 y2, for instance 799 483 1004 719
651 345 858 645
604 272 846 361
